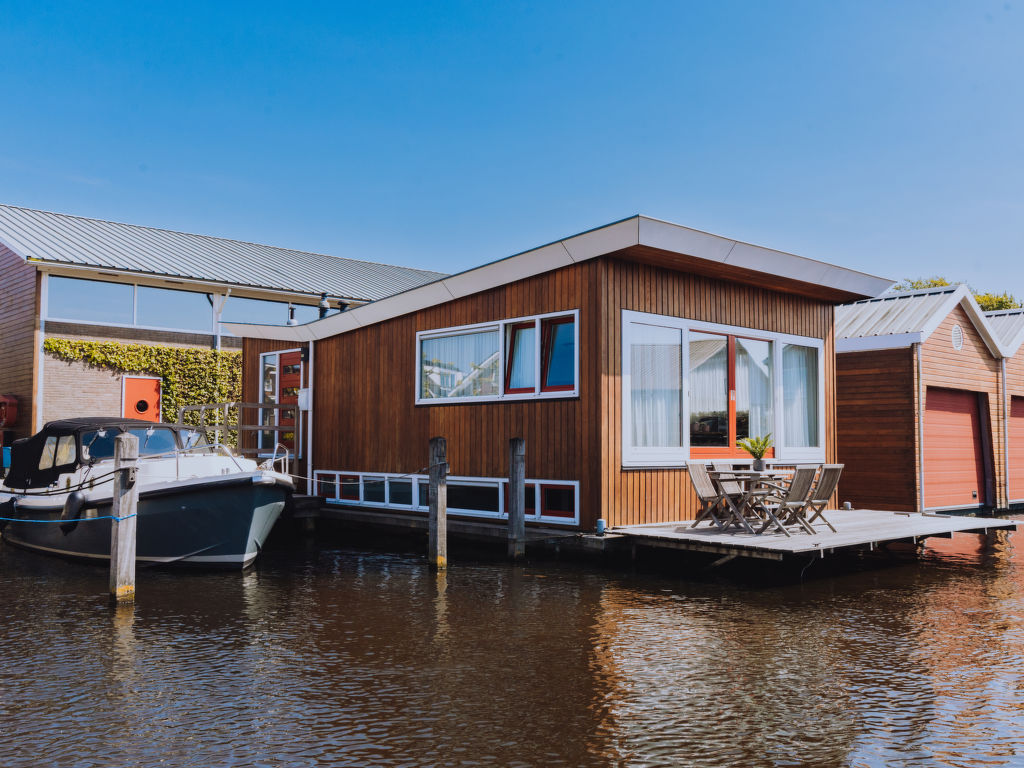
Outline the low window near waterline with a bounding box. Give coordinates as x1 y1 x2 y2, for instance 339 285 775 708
313 471 580 526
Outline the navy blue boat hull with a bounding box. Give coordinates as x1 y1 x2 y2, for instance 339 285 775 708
1 476 288 568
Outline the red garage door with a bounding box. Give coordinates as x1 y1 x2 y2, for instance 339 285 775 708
1008 397 1024 502
923 388 988 510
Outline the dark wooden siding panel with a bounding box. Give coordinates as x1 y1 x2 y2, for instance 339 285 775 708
241 338 309 459
0 247 38 437
599 258 839 528
312 261 601 529
836 348 917 511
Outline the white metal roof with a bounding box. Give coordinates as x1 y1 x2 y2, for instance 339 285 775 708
836 284 1005 355
225 214 895 342
985 309 1024 355
0 204 446 302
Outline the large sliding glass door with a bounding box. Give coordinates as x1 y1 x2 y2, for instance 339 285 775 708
622 310 824 466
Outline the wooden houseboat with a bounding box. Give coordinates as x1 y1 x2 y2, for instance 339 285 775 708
228 216 892 531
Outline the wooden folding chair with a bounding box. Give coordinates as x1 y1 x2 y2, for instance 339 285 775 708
803 464 842 533
753 465 817 536
687 462 727 529
711 462 763 533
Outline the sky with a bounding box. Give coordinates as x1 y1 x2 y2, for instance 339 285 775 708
1 1 1021 293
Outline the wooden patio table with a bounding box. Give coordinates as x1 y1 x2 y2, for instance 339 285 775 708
708 470 791 534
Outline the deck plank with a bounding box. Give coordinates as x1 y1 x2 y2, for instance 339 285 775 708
615 509 1018 557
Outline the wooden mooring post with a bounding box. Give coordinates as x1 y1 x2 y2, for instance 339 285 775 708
110 433 139 603
508 437 525 562
428 437 447 570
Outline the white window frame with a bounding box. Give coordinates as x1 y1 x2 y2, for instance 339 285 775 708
415 310 579 405
621 309 826 467
313 469 581 526
258 349 303 459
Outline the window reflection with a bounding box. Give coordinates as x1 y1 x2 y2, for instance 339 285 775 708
736 338 773 442
420 331 500 399
137 286 212 331
689 332 729 447
48 277 133 325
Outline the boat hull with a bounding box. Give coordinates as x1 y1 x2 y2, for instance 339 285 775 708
1 476 289 568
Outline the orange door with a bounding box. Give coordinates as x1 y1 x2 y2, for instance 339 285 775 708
1008 397 1024 502
278 351 302 452
123 377 161 422
923 388 987 509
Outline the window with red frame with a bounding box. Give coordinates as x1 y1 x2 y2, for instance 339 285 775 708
502 315 576 395
688 331 774 459
541 317 575 392
504 321 536 393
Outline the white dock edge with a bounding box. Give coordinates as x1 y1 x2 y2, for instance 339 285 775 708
614 509 1020 561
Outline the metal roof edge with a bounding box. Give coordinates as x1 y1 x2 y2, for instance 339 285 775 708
635 215 894 297
245 216 891 342
34 260 367 304
836 333 923 353
220 322 314 342
983 309 1024 356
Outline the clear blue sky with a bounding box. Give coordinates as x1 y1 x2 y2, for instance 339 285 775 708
2 1 1021 292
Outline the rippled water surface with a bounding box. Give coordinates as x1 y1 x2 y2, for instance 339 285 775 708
2 524 1024 767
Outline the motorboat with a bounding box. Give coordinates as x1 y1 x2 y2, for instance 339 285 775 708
0 417 293 568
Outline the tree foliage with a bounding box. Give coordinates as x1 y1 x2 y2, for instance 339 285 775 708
43 338 242 427
973 292 1022 311
892 277 952 292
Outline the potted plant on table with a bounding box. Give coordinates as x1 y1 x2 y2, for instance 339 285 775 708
737 434 773 472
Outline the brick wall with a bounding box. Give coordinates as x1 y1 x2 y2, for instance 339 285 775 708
0 246 38 438
42 355 125 423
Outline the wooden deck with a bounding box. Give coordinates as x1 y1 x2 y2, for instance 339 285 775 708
613 509 1019 561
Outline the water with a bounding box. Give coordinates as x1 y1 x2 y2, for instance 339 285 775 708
1 525 1023 768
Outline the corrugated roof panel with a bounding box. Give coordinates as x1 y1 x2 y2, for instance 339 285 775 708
836 287 961 339
0 204 447 301
985 310 1024 348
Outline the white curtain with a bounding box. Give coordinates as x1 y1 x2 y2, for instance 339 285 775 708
506 325 536 389
421 331 500 398
630 325 682 447
689 333 729 446
736 338 773 440
783 344 819 447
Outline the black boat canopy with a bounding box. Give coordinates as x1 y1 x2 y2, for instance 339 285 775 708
4 418 193 490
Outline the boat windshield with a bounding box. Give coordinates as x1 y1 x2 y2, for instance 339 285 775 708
80 427 180 461
80 430 119 462
181 429 217 455
128 427 179 457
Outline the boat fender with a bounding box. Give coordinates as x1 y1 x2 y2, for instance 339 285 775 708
59 491 87 535
0 497 14 532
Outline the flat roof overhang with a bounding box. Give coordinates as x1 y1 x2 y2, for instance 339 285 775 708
225 215 894 342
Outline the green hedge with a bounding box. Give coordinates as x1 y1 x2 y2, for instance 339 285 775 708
43 338 242 428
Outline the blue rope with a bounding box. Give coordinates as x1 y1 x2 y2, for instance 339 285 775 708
0 513 137 523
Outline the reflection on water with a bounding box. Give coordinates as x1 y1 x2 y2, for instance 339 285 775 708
0 523 1023 767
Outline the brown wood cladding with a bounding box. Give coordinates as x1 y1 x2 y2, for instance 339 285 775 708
598 258 838 528
836 348 916 511
309 256 838 530
0 247 38 437
313 260 602 526
241 339 308 464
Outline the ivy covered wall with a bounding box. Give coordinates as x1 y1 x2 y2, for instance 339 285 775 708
43 338 241 426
